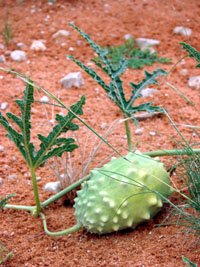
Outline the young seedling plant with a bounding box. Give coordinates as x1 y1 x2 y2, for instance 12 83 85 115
0 28 200 237
93 37 171 70
67 23 168 151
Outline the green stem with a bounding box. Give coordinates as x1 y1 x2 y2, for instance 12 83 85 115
144 148 200 157
31 168 42 216
40 213 82 236
4 204 34 211
124 118 133 152
41 175 90 208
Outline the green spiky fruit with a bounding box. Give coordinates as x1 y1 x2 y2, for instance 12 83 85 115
74 151 171 234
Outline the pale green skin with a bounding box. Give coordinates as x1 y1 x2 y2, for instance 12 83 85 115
74 151 171 234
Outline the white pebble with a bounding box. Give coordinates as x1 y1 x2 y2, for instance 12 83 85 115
0 178 3 185
43 181 61 193
188 76 200 90
135 128 143 135
179 69 188 76
0 102 8 110
124 34 132 40
49 119 55 125
141 88 158 98
68 47 74 51
149 131 156 136
8 174 18 180
60 72 84 89
136 38 160 48
17 42 25 49
10 50 26 62
0 55 6 63
40 95 49 103
0 145 4 152
173 26 192 36
30 40 46 51
52 30 70 39
100 122 107 129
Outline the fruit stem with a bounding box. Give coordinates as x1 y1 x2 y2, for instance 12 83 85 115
41 174 90 208
144 148 200 157
40 213 82 236
3 204 34 211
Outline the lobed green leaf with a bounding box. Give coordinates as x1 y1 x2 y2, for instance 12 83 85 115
180 42 200 68
33 96 86 168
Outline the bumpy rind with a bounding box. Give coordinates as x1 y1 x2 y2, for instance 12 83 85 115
74 151 171 234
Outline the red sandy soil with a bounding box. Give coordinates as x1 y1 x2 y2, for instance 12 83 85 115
0 0 200 266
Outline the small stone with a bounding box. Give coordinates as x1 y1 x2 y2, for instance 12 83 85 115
173 26 192 36
44 15 50 21
0 44 4 50
17 42 25 49
180 59 186 65
60 72 84 88
0 55 6 63
100 122 107 129
0 76 3 79
141 46 156 54
10 50 26 62
60 42 66 47
141 88 158 97
3 164 9 170
0 145 4 152
5 50 11 56
87 62 94 67
179 69 188 76
76 40 82 46
36 176 41 182
149 131 156 136
30 40 46 51
136 38 160 48
40 95 49 103
94 87 99 93
0 178 3 185
30 8 36 14
135 128 143 135
188 76 200 90
52 30 70 39
124 34 132 40
68 47 74 51
0 102 8 110
43 181 61 193
8 174 18 180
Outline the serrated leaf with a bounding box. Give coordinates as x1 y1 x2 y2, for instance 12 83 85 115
127 69 167 108
130 102 164 114
109 76 127 110
37 138 78 166
69 23 115 76
0 82 39 166
0 112 26 160
180 42 200 68
68 55 110 93
0 194 15 209
6 112 23 130
182 256 197 267
15 82 34 143
33 96 86 168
